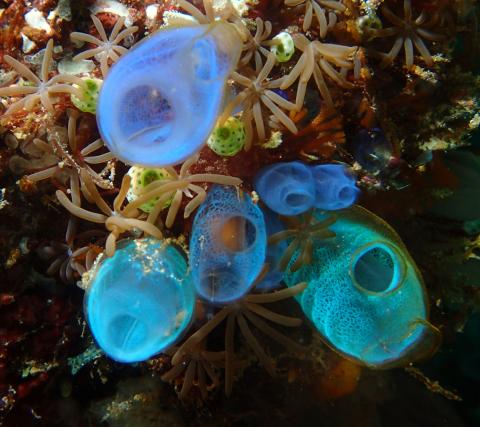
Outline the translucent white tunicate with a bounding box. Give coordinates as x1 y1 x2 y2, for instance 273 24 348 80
97 23 242 167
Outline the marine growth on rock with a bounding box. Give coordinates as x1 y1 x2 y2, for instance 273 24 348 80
1 0 475 420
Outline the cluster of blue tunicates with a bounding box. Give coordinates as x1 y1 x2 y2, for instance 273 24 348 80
254 161 360 216
85 238 195 363
189 185 267 304
85 16 436 371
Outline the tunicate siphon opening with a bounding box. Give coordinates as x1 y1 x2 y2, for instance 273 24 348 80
120 85 173 145
352 244 402 293
338 186 357 203
220 215 257 252
108 314 149 353
284 190 313 208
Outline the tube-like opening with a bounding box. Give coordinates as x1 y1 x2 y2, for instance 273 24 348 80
284 191 313 209
351 242 405 295
338 186 356 202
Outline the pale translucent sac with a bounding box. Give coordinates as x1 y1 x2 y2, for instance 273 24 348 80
190 185 267 304
284 206 438 367
84 238 195 363
97 23 242 166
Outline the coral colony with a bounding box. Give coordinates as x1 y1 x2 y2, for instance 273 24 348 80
4 0 474 408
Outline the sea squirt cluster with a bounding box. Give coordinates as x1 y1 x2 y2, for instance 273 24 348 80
1 0 465 410
254 161 359 215
84 15 436 377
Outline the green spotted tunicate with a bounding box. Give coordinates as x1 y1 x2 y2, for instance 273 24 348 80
71 78 102 114
126 166 173 213
207 116 246 156
270 32 295 63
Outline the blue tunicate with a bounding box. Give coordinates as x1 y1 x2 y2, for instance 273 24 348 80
97 23 241 167
255 206 288 291
190 185 267 304
254 161 359 215
254 162 315 216
85 238 195 363
284 206 435 367
311 164 360 210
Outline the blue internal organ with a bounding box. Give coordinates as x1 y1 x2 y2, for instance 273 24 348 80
85 238 195 362
254 162 315 216
190 185 267 304
311 164 360 210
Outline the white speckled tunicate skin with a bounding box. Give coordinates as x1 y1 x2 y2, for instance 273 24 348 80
97 23 242 166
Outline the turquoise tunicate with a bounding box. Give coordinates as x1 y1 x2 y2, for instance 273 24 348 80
284 206 436 367
190 185 267 304
85 238 195 363
270 32 295 62
97 23 242 167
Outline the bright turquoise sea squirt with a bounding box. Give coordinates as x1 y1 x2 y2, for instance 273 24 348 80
85 238 195 363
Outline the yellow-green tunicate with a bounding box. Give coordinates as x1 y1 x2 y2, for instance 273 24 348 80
126 166 173 213
71 78 102 114
270 32 295 63
207 116 246 156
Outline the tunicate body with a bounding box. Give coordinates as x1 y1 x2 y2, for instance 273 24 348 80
85 238 195 363
207 116 246 156
254 161 359 215
126 165 172 213
311 164 360 210
97 23 242 167
284 206 435 367
270 32 295 62
190 185 267 304
254 162 315 216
